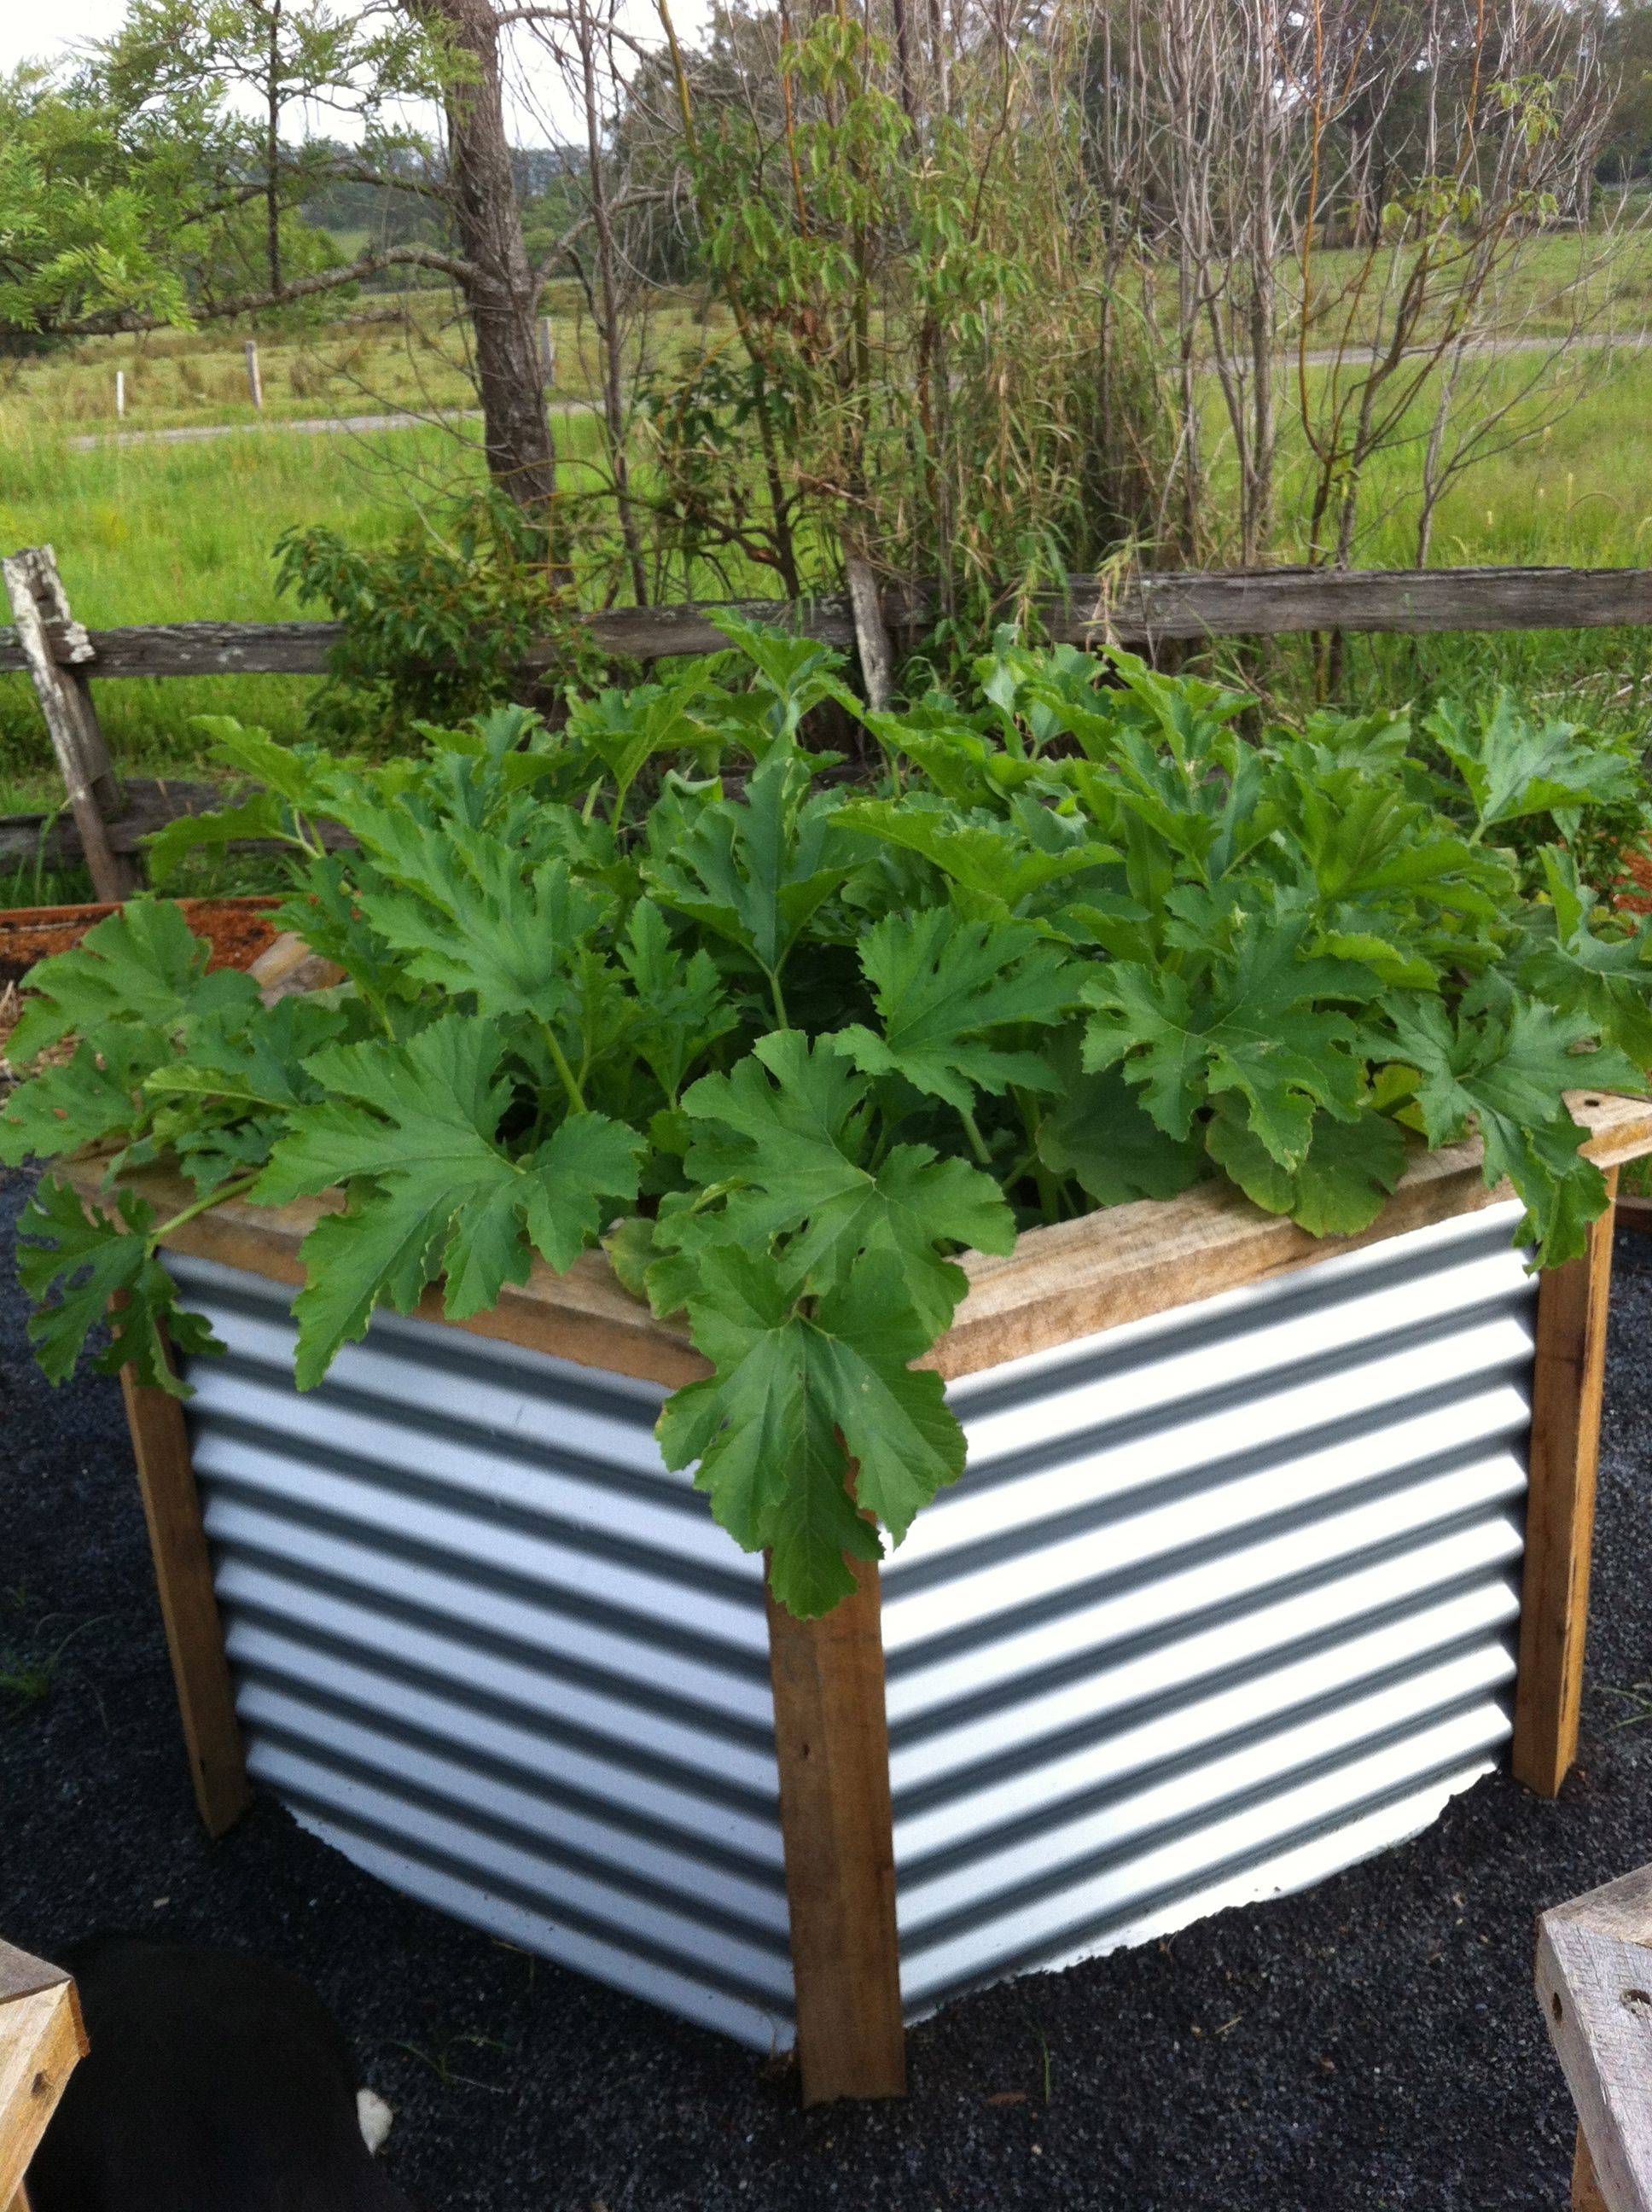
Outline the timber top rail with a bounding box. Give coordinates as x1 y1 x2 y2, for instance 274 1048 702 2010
67 1087 1652 1391
5 563 1652 678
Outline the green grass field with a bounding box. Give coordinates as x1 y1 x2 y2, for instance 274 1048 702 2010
1289 225 1652 347
0 288 731 438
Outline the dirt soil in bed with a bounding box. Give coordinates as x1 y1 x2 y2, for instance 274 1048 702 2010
3 1160 1650 2212
0 896 284 992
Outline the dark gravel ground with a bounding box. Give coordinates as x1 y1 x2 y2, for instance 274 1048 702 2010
3 1160 1650 2212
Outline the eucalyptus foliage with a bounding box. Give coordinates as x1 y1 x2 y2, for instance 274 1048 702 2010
6 622 1650 1614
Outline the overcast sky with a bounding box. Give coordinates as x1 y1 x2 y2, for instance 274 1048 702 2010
0 0 705 143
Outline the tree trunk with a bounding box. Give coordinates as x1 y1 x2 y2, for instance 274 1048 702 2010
419 0 560 533
266 2 283 295
573 0 649 606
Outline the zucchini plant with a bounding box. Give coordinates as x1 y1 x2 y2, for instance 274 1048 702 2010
5 620 1651 1615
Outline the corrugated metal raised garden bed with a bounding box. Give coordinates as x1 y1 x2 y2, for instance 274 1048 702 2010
88 1088 1652 2098
10 638 1652 2104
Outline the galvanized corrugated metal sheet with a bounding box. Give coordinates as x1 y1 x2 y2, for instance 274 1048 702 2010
168 1253 795 2052
170 1196 1534 2046
884 1200 1533 2017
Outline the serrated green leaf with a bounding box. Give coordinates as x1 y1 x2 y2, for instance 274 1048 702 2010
1036 1055 1207 1205
645 749 852 991
680 1030 1014 1330
657 1243 963 1616
15 1176 218 1396
617 899 740 1104
352 843 609 1027
143 792 288 886
1517 847 1652 1067
832 909 1079 1112
145 994 348 1112
835 794 1114 913
1206 1102 1409 1237
258 1016 642 1382
0 1027 167 1167
1084 915 1375 1167
1428 692 1638 830
1380 997 1643 1263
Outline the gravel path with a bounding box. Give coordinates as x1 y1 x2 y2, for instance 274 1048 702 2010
3 1159 1649 2211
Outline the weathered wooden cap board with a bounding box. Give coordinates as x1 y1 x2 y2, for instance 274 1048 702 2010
68 1089 1652 1390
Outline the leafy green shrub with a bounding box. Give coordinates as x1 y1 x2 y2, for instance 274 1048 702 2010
275 491 609 748
6 626 1651 1615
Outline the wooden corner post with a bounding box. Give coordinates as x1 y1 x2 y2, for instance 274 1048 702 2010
119 1337 252 1838
765 1556 906 2104
1514 1170 1619 1798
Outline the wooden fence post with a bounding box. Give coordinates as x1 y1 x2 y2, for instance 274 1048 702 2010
1 548 136 903
118 1323 252 1838
1514 1171 1619 1798
843 555 894 712
766 1557 906 2104
244 339 264 411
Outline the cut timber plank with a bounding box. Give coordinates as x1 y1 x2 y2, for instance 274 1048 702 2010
0 1943 86 2209
1538 1862 1652 2212
0 778 236 868
1515 1173 1619 1797
117 1321 253 1837
1 550 135 902
1615 1193 1652 1239
766 1557 905 2104
67 1089 1652 1392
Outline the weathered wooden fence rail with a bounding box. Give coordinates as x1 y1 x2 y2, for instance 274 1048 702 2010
7 550 1652 899
3 562 1652 682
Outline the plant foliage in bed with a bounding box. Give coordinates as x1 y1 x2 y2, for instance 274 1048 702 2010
5 623 1652 1613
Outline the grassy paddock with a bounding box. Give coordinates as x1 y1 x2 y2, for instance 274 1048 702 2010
0 413 620 791
0 289 732 439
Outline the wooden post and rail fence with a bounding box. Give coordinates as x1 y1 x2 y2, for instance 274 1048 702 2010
4 544 1652 894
